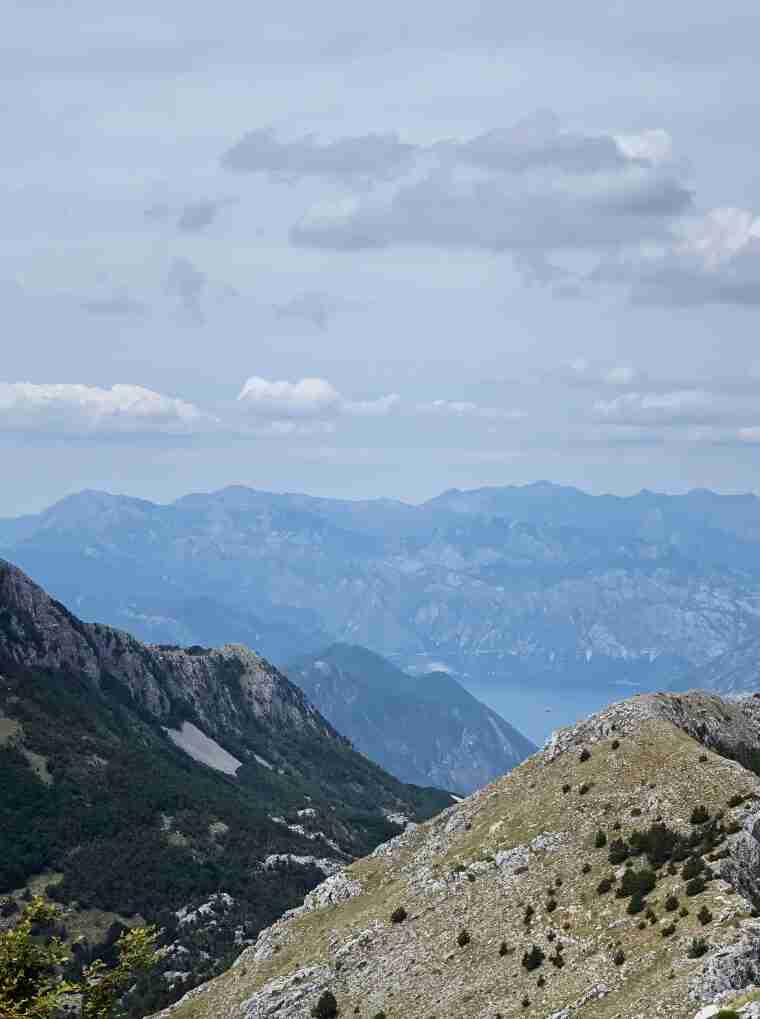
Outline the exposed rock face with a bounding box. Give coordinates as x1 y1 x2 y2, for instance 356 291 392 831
0 558 337 745
153 691 760 1019
288 644 535 793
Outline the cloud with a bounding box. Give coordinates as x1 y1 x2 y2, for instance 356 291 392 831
177 198 234 233
0 383 214 437
416 399 525 421
273 291 341 331
236 376 399 422
221 128 416 184
597 207 760 306
81 295 149 318
290 114 691 257
165 257 207 323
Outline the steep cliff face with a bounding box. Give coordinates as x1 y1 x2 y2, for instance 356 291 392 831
0 559 452 1016
288 644 535 793
156 691 760 1019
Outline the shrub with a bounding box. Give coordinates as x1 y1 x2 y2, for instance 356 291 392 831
546 899 557 913
679 906 689 917
612 821 621 831
523 905 534 925
562 783 571 794
537 974 545 987
579 748 591 762
665 894 679 912
715 1012 740 1019
608 839 629 864
312 991 339 1019
619 867 656 900
631 807 642 817
613 948 625 966
690 805 710 825
682 856 704 881
728 793 746 808
581 862 592 874
594 830 607 849
521 997 530 1009
687 936 709 959
579 783 591 796
390 906 407 924
699 754 708 762
597 877 613 895
637 920 647 929
627 895 646 915
549 950 565 969
457 929 471 948
661 922 676 937
698 905 713 925
373 1013 387 1019
611 739 620 750
522 944 545 971
686 877 707 897
499 941 509 957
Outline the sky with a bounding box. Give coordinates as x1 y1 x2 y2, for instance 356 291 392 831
4 1 760 515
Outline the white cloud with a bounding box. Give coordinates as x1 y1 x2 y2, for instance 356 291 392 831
0 383 214 436
236 376 400 422
417 399 525 421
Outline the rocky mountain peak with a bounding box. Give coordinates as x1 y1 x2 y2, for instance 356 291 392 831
156 690 760 1019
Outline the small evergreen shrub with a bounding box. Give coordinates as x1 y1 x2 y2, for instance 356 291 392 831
522 944 545 971
499 940 509 957
312 991 338 1019
715 1011 740 1019
661 922 676 937
581 862 592 874
631 807 642 817
390 906 408 923
562 783 571 794
618 867 656 900
579 783 591 796
698 905 713 925
579 748 591 762
728 793 745 808
612 821 621 830
608 838 629 865
523 905 534 925
594 830 607 849
699 754 708 762
521 997 530 1009
686 876 707 897
690 805 710 825
627 895 645 915
682 856 704 881
546 899 557 913
665 894 679 912
611 739 620 750
637 920 647 929
457 929 471 948
597 877 613 895
679 906 689 917
687 936 709 959
537 974 546 987
613 948 625 966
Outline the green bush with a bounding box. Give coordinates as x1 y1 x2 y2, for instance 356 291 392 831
665 894 679 912
661 922 676 937
562 783 571 794
457 930 471 948
618 867 656 900
499 941 509 957
579 748 591 762
608 838 629 865
627 895 646 915
687 936 709 959
579 783 591 796
312 991 338 1019
581 862 592 874
698 905 713 925
596 877 613 895
612 948 625 966
690 805 710 825
611 739 620 750
594 830 607 849
682 856 704 881
715 1011 741 1019
390 906 407 924
522 945 545 972
686 876 707 897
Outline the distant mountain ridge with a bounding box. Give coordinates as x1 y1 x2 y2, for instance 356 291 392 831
4 482 760 700
287 644 535 793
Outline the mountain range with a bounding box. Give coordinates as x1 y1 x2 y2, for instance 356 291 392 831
4 484 760 723
287 643 535 793
0 559 453 1015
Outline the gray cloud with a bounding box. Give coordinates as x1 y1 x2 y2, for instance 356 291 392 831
289 116 692 258
165 257 207 324
177 198 234 233
81 295 149 318
273 291 359 331
221 128 416 184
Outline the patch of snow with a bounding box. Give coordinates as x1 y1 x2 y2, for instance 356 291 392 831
164 723 242 776
263 854 342 876
254 753 273 770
